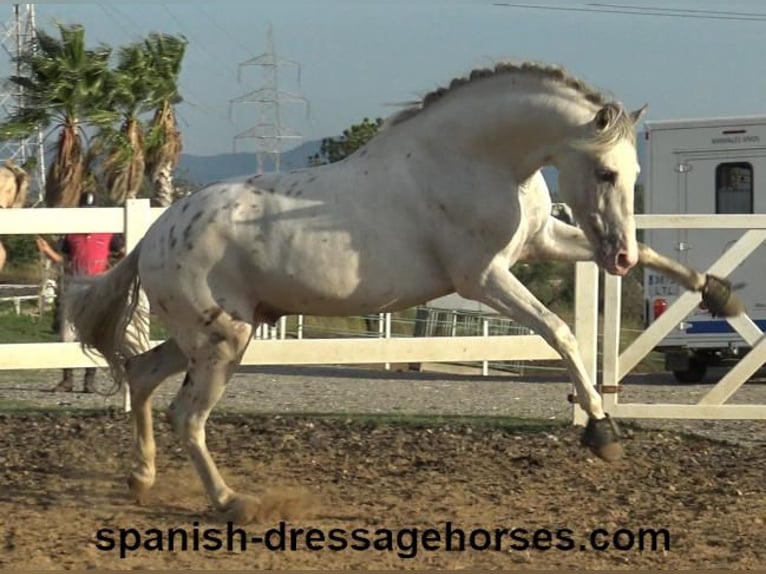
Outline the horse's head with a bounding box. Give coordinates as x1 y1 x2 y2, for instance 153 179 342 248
557 103 646 276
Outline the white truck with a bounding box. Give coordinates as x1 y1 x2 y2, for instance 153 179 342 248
642 115 766 382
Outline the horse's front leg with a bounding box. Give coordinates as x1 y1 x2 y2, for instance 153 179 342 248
524 219 743 317
637 243 743 317
455 260 622 461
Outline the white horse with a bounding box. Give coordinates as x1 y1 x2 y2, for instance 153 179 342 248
66 62 741 523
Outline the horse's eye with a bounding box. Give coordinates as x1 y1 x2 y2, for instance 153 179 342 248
596 168 617 185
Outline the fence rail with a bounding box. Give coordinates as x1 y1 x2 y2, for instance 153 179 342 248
4 201 763 423
0 200 598 416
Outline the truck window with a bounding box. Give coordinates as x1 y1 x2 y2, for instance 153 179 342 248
716 162 753 214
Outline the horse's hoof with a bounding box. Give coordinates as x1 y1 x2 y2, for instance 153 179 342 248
127 473 152 505
581 414 623 462
222 493 262 525
702 274 744 317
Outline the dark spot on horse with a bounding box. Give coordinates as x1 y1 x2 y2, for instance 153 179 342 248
182 202 190 213
438 203 446 212
209 332 226 345
233 202 241 209
249 187 262 196
308 176 317 183
181 373 191 387
169 225 177 248
407 152 412 159
360 149 368 157
364 170 368 176
268 187 276 194
253 302 286 326
295 190 303 197
175 264 182 271
202 306 224 326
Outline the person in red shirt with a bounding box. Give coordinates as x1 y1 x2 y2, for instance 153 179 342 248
36 191 125 393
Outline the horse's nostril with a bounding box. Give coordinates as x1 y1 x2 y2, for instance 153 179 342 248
615 251 633 272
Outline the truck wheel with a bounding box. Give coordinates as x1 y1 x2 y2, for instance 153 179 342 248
673 356 707 383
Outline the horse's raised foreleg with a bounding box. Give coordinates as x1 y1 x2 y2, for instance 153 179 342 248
124 338 188 503
525 219 743 317
637 243 743 317
166 311 257 522
455 261 622 461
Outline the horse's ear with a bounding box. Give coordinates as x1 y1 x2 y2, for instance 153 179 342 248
630 104 648 125
594 104 620 132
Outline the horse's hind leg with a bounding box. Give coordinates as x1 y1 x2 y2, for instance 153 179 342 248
125 338 188 503
166 312 256 522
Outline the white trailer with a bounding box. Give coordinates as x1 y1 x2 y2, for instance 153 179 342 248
643 115 766 382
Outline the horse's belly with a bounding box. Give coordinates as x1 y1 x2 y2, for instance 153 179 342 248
250 245 451 316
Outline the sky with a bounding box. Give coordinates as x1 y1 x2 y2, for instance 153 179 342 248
5 1 766 156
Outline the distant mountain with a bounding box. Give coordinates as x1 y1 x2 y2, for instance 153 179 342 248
177 140 321 186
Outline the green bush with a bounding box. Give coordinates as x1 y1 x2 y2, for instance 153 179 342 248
0 235 42 266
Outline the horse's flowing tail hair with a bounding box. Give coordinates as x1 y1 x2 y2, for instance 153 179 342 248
64 241 150 391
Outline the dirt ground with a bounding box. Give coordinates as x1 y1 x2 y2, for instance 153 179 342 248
0 408 764 570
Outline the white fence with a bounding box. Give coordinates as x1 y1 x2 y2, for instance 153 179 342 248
601 214 766 420
1 200 765 423
0 200 599 417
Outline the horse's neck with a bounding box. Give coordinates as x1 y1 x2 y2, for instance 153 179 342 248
401 76 597 180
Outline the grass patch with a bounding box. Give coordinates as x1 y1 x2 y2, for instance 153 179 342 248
0 399 40 411
212 411 566 434
0 309 58 343
0 406 564 435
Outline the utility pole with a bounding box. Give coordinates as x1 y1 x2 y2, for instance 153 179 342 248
0 4 45 201
230 23 308 174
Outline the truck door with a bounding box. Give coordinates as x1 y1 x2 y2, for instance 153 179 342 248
677 152 766 334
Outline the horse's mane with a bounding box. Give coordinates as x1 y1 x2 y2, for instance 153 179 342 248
387 61 613 127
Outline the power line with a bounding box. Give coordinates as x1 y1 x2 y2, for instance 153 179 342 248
192 3 257 60
590 3 766 18
492 2 766 22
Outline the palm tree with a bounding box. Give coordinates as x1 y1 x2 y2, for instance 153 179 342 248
143 33 187 207
94 42 154 205
0 23 112 207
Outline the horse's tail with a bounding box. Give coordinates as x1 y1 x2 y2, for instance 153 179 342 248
64 241 149 392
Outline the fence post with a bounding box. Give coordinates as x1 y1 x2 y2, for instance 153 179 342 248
121 199 154 413
601 272 622 415
574 261 599 426
481 317 489 376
